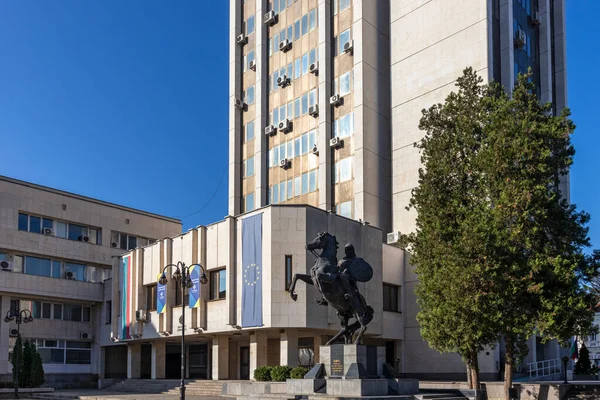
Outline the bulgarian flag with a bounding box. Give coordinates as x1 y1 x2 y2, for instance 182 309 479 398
569 338 578 360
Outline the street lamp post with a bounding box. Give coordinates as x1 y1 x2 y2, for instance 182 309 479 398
562 356 569 384
159 261 208 400
4 307 34 399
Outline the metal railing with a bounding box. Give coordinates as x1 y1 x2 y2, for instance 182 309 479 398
528 358 562 380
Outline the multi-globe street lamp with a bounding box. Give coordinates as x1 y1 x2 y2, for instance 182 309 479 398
4 307 34 399
159 261 208 400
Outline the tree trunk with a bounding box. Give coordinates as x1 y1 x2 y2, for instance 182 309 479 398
471 351 480 390
467 363 472 389
504 337 514 400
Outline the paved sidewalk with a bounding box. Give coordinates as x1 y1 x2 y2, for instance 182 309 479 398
22 390 226 400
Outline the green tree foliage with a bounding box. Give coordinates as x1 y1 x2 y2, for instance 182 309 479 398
11 336 23 384
575 342 593 375
20 340 32 388
407 68 599 400
30 343 45 388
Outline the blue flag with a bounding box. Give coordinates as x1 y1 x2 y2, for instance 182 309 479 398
157 274 166 314
189 265 200 309
242 213 263 328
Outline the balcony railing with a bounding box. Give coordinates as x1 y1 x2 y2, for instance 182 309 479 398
528 358 562 380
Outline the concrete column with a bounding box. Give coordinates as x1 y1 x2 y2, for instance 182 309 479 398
228 0 243 215
127 343 142 379
151 341 166 379
314 335 324 365
212 335 230 380
280 329 298 367
250 331 268 379
499 0 515 96
0 296 11 375
254 0 269 207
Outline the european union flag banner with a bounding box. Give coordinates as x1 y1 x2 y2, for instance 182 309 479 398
189 265 201 309
157 273 167 314
242 213 263 328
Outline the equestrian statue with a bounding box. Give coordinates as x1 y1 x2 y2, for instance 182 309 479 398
289 232 374 345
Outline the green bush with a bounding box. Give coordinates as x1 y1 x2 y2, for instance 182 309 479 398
30 344 45 388
270 365 293 382
290 366 309 379
254 366 273 381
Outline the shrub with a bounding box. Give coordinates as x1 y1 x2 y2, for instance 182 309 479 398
290 366 309 379
270 365 293 382
30 343 45 388
254 366 273 381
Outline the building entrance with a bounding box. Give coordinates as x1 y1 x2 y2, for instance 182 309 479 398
189 344 209 379
165 344 181 379
141 344 152 379
240 346 250 380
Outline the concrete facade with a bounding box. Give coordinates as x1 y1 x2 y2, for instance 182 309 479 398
0 175 181 385
105 205 404 380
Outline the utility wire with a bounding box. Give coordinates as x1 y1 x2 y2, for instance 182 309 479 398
178 166 227 220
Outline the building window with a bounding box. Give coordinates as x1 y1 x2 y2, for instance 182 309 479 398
210 269 226 300
334 157 353 183
338 201 352 218
309 9 317 31
66 341 92 364
111 231 154 250
335 71 352 96
245 156 255 177
334 112 354 139
285 255 293 291
54 304 62 320
298 337 315 367
106 301 112 324
245 85 255 105
245 193 255 212
42 302 52 319
336 29 352 55
246 14 255 35
339 0 351 13
245 120 255 142
383 283 400 312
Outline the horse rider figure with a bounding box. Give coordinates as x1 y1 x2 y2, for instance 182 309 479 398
338 243 369 312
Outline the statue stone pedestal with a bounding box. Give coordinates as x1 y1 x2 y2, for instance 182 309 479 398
286 344 419 398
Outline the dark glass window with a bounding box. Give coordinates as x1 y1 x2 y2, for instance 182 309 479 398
68 224 87 241
25 256 52 277
42 218 53 231
42 303 51 319
82 307 91 322
285 255 293 291
53 304 62 320
128 236 137 250
18 213 28 231
147 285 157 311
210 269 226 300
29 215 41 233
120 233 128 250
105 301 112 324
383 284 400 312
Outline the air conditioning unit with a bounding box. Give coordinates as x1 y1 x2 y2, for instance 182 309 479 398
387 231 402 245
80 332 92 340
277 75 289 88
0 260 12 271
330 94 342 107
278 119 292 133
308 104 319 117
279 39 292 52
531 11 541 25
311 145 319 156
279 158 291 170
43 227 53 235
236 33 247 45
343 40 354 55
514 29 526 48
249 60 256 71
79 235 90 243
264 10 277 26
65 271 75 280
111 242 118 248
135 310 147 322
234 97 245 110
330 137 343 149
309 62 319 75
265 124 277 136
9 329 18 337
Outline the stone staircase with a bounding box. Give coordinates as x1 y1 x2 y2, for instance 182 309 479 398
106 379 226 396
565 384 600 399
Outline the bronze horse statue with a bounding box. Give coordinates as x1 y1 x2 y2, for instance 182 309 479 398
289 232 374 345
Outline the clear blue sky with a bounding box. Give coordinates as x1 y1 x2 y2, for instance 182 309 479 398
1 1 598 249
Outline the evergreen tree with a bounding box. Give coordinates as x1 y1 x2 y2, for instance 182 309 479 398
575 342 593 375
30 343 45 388
21 340 32 388
11 336 23 385
407 68 599 400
